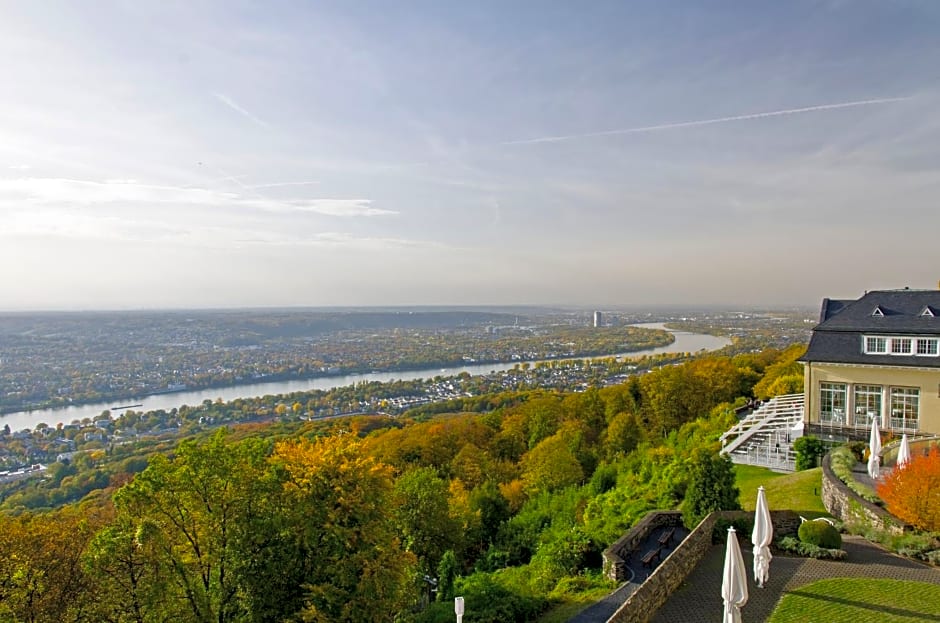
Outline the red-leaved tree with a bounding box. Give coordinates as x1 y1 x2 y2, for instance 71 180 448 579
876 447 940 531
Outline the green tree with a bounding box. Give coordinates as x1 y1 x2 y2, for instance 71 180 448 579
110 430 273 623
393 467 461 574
682 449 741 528
85 515 165 623
469 481 511 549
436 550 458 602
603 411 644 459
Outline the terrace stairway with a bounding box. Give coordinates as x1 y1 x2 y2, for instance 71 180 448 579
720 393 805 472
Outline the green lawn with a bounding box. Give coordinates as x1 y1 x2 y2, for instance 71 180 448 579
735 465 829 517
769 578 940 622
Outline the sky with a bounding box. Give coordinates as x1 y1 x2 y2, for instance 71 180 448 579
1 0 939 311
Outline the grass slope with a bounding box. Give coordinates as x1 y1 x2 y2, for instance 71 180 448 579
735 465 829 517
769 578 940 622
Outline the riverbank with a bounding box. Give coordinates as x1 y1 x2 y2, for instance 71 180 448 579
1 325 728 431
0 336 675 418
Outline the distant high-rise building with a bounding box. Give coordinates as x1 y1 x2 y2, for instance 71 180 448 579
593 311 602 328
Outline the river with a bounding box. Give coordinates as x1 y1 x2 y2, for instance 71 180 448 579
1 323 729 431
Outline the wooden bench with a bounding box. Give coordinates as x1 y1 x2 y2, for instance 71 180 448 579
640 546 662 568
658 527 676 546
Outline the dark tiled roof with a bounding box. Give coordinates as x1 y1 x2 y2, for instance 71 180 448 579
814 290 940 333
802 289 940 368
819 298 853 322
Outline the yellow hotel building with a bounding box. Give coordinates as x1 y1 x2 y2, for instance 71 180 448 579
802 288 940 438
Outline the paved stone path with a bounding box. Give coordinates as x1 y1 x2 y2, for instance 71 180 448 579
567 580 641 623
568 525 689 623
650 535 940 622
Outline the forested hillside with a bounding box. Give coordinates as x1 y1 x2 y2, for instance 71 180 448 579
0 345 805 623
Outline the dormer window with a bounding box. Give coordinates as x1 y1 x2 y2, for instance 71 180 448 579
865 336 887 353
917 338 939 355
921 306 936 318
891 338 912 354
872 306 885 317
864 335 939 356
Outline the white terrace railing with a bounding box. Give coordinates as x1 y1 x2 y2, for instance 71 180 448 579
720 393 805 472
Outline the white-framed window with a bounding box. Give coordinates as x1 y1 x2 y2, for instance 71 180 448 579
820 382 847 424
863 335 939 357
889 387 919 431
891 338 912 354
864 336 887 353
916 338 939 356
853 385 882 427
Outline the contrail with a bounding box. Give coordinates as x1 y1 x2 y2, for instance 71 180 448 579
212 92 270 129
502 96 912 146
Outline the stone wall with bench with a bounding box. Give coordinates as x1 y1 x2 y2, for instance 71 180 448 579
605 510 801 623
602 511 683 581
821 453 908 535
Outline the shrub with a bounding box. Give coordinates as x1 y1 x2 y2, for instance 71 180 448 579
588 463 618 496
794 436 826 471
777 535 847 560
799 520 842 549
892 533 938 560
447 572 549 623
842 520 940 563
829 446 881 504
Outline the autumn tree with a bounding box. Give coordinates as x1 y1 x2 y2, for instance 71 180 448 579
641 358 744 437
751 344 806 400
877 447 940 532
0 504 107 623
520 432 584 495
274 436 416 622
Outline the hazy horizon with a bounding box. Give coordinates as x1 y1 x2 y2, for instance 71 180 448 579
2 1 939 311
0 301 820 315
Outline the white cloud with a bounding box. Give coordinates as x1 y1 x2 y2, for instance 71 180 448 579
292 199 396 217
0 177 395 217
245 181 320 189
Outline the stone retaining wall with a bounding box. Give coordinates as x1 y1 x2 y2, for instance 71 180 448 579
602 511 683 581
605 510 801 623
820 453 908 535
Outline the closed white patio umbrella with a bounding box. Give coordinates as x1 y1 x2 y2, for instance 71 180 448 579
867 417 882 479
897 433 911 468
722 527 748 623
751 486 773 588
